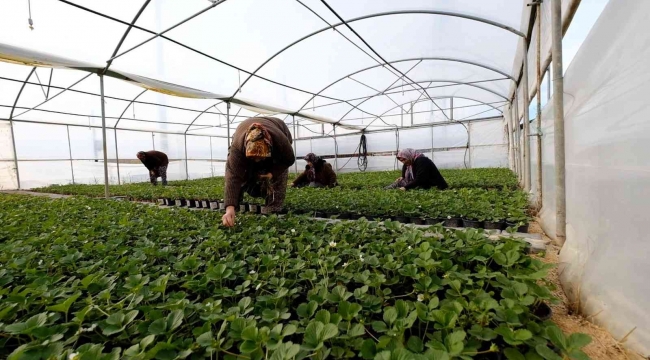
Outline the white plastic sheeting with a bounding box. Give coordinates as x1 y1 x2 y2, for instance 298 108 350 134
527 1 650 355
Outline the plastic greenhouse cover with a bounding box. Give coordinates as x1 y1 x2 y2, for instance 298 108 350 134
0 0 534 136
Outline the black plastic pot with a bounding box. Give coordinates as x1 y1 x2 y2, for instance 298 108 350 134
350 214 362 220
443 217 462 227
195 200 203 209
260 206 271 215
209 200 219 210
157 199 165 205
324 212 338 219
279 208 288 215
314 211 325 218
187 200 197 208
364 215 376 221
338 213 351 220
165 198 174 206
175 199 187 207
484 221 505 230
410 217 425 225
533 302 552 321
425 218 444 225
201 200 209 208
240 203 249 213
506 222 530 233
393 216 410 223
462 219 484 228
249 204 258 213
219 201 226 210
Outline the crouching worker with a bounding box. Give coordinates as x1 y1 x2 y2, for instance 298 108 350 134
137 150 169 186
291 153 338 188
385 148 448 191
222 117 295 227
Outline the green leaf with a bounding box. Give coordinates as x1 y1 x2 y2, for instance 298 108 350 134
322 323 339 341
140 334 156 349
504 348 526 360
567 349 590 360
567 333 592 349
282 324 297 337
197 331 213 347
348 324 366 337
360 339 377 360
148 318 168 335
424 349 450 360
407 336 424 353
297 301 318 319
383 307 397 325
445 330 465 356
241 325 259 341
514 329 533 341
315 309 331 324
106 312 126 326
46 291 82 314
374 351 391 360
304 321 325 349
166 310 183 332
240 340 259 354
535 345 563 360
546 326 567 350
372 321 388 333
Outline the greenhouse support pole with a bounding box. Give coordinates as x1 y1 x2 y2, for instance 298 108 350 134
8 120 20 189
430 123 434 160
535 4 543 208
210 137 214 177
99 74 110 199
333 124 338 172
506 107 514 171
467 121 472 168
226 102 231 148
184 134 189 180
552 0 566 246
292 115 298 174
114 129 121 185
66 125 75 184
450 97 454 120
522 40 532 192
514 90 522 182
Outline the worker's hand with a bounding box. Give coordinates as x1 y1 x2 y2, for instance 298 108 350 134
259 173 273 180
222 206 236 227
399 187 407 191
289 183 296 187
396 177 403 182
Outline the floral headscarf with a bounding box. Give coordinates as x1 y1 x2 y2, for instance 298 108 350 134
245 123 272 158
304 153 320 181
397 148 423 182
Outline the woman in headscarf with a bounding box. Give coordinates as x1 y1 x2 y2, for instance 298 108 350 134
222 117 295 227
291 153 338 188
137 150 169 186
385 148 448 191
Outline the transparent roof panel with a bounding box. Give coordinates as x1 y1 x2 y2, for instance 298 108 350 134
0 0 531 136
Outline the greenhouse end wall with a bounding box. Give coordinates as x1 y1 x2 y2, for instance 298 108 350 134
532 0 650 355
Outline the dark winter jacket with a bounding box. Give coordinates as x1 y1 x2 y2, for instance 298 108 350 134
292 159 338 188
139 151 169 174
225 117 294 208
402 156 448 190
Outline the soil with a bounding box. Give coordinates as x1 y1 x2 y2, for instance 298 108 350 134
529 220 632 360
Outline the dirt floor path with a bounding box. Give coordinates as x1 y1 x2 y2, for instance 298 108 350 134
529 221 633 360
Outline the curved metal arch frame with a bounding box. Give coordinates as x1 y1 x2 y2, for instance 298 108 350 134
339 96 504 125
184 101 225 134
355 95 506 131
385 79 509 101
233 10 525 98
103 0 151 74
114 89 148 129
7 67 37 189
293 56 514 120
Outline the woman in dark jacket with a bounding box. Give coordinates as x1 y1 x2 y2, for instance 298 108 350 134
291 153 338 188
137 150 169 186
222 117 295 227
385 148 448 191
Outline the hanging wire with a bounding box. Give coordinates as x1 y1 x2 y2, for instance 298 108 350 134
27 0 34 30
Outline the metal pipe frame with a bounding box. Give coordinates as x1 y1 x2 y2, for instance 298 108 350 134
292 115 298 174
535 1 543 209
7 67 37 189
66 125 75 184
551 0 566 246
99 75 110 198
522 38 532 192
11 73 93 119
103 0 152 73
114 128 120 185
235 8 525 97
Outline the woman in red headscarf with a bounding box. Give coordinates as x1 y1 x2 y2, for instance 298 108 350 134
222 117 295 227
385 148 448 191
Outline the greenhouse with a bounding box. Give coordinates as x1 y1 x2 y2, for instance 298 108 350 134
0 0 648 359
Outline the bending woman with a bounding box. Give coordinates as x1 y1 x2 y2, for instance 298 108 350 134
385 148 448 191
291 153 338 188
222 117 295 227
